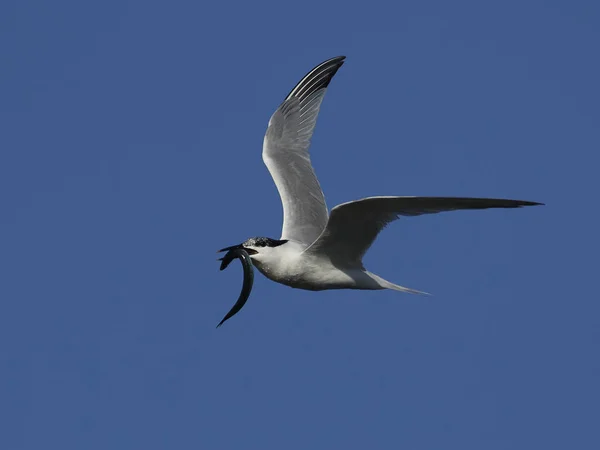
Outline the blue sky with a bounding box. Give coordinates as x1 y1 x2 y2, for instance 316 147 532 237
1 1 599 449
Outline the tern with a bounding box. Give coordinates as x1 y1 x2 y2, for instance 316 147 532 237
218 55 541 318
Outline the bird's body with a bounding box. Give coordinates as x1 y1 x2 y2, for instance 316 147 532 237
249 240 383 291
217 55 542 325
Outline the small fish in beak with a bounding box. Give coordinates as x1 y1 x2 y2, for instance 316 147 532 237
216 246 254 328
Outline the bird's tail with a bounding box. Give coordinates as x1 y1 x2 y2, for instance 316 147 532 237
366 271 430 296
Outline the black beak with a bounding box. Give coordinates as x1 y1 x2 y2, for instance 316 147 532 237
217 244 243 253
217 244 257 258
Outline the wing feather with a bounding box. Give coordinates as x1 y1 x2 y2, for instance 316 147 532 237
306 196 543 266
263 56 346 246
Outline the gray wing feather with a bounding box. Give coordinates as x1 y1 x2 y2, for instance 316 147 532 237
306 196 543 266
263 56 346 246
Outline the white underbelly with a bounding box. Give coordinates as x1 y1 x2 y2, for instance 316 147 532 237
254 256 379 291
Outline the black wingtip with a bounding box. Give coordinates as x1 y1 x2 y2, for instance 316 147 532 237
328 55 346 63
521 200 545 207
284 56 347 102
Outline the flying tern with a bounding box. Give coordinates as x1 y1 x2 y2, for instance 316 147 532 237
217 55 542 326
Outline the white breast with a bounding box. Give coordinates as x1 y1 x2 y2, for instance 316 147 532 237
251 242 379 291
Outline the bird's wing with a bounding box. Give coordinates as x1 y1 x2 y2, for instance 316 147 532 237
305 196 542 266
263 56 346 246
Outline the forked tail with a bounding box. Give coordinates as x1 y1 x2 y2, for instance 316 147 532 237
366 271 431 296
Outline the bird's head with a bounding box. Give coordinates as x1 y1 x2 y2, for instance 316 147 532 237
217 237 288 262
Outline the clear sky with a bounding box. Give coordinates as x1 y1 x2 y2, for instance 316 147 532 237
1 1 599 449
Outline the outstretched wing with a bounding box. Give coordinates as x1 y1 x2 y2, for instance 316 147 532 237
263 56 346 246
305 196 543 266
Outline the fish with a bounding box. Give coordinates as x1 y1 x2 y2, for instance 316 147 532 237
216 247 254 328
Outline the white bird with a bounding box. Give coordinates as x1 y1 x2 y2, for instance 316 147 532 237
218 56 541 305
